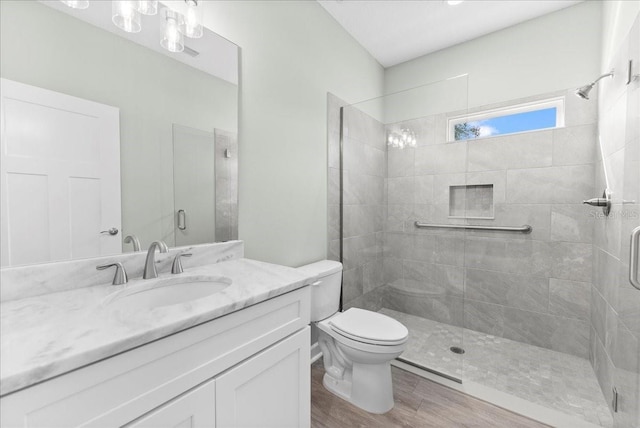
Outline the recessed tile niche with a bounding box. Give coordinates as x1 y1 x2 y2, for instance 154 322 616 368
449 184 494 218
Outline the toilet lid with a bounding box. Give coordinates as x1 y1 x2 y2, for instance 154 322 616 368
329 308 408 345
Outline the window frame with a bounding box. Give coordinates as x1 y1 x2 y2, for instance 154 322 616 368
447 97 565 142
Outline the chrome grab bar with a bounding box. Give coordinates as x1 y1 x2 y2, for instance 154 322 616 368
414 221 532 234
630 226 640 291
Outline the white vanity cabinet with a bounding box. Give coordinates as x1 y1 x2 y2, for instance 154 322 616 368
0 287 311 428
215 328 310 427
126 379 216 428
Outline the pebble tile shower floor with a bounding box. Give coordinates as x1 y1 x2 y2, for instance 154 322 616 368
380 308 613 427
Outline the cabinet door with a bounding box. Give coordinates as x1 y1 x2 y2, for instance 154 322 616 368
126 378 216 428
215 327 310 428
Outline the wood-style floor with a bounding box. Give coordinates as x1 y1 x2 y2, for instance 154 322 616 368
311 360 550 428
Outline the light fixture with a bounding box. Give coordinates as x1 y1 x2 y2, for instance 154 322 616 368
112 1 142 33
387 129 417 149
59 0 89 9
69 0 206 52
180 0 204 39
137 0 158 16
161 7 185 53
447 0 464 5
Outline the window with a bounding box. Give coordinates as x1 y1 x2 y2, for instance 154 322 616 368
448 97 565 141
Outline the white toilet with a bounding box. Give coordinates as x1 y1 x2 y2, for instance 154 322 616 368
298 260 408 414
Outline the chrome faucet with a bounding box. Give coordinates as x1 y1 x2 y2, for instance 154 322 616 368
124 234 142 252
143 240 169 279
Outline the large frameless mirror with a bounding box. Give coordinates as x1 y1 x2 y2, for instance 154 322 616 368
0 0 239 267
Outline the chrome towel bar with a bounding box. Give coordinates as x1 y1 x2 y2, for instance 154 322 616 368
414 221 532 234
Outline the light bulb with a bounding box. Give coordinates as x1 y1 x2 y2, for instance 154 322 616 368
161 8 185 53
112 1 142 33
180 0 203 38
60 0 89 9
138 0 158 15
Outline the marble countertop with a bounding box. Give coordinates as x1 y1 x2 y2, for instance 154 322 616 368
0 258 315 396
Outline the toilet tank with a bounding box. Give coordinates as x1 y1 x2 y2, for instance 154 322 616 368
297 260 343 322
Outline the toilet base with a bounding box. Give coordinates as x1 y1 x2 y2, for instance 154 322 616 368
322 361 395 414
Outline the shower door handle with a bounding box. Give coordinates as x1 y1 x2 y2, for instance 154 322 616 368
630 226 640 290
177 209 187 231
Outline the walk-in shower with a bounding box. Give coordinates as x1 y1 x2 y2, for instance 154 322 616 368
328 66 640 426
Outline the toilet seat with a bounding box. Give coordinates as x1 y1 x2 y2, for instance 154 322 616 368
328 308 408 346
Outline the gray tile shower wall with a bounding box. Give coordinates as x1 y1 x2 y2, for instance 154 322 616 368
592 16 640 426
214 129 239 242
383 87 599 360
327 93 387 311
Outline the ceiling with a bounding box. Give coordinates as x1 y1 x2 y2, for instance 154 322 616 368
318 0 583 68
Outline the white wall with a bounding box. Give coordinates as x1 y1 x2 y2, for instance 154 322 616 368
384 1 602 110
601 0 640 71
202 1 384 266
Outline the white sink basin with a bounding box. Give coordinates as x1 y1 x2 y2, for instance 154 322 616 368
105 275 232 310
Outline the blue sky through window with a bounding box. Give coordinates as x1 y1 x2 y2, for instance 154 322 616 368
456 107 557 140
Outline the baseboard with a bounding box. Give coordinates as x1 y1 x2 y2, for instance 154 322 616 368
310 342 322 364
391 360 602 428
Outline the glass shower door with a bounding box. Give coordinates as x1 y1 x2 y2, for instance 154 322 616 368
615 116 640 427
337 75 470 381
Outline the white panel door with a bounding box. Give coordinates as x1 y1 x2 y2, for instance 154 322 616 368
126 378 216 428
173 124 215 246
215 328 311 428
0 78 121 266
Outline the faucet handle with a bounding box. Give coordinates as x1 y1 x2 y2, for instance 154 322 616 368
171 253 192 274
583 198 608 207
97 262 128 285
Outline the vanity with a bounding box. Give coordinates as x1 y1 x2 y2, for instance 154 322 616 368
0 242 313 427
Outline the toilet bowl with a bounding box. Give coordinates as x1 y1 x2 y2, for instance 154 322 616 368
317 308 408 414
298 261 408 414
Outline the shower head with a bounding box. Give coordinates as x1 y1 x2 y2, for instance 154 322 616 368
576 83 595 100
575 70 614 100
